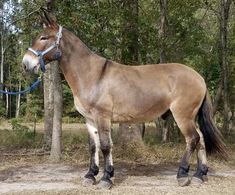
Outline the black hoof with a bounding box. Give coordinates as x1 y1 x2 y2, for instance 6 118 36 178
177 177 190 187
82 176 96 186
97 179 113 190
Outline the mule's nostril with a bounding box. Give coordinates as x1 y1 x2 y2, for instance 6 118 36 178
23 64 28 72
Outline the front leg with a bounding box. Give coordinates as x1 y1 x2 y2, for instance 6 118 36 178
84 122 100 185
96 118 114 189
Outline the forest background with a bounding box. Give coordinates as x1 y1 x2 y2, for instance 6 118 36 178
0 0 234 149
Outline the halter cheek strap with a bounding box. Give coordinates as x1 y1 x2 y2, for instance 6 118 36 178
28 25 63 73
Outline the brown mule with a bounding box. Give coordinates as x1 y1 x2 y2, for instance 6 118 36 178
22 10 227 189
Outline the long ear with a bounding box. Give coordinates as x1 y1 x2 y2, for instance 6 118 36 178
40 7 57 27
39 10 50 28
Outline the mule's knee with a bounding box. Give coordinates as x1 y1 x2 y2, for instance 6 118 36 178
89 138 96 153
100 142 111 156
99 130 112 156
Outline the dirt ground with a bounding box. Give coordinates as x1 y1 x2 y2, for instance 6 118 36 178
0 158 234 195
0 122 235 195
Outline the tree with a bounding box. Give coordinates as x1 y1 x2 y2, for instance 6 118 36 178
49 62 63 162
218 0 232 134
46 0 63 162
159 0 168 63
205 0 233 132
43 65 53 150
0 0 234 140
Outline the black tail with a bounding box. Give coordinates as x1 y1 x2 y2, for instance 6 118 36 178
198 91 228 159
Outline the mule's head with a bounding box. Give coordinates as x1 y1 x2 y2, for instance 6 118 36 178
22 9 62 74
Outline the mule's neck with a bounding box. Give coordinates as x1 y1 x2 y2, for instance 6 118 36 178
59 28 92 74
58 28 105 95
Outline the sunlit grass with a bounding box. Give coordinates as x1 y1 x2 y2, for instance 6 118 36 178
0 121 234 167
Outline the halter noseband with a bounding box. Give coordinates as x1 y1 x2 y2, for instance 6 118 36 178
28 25 63 73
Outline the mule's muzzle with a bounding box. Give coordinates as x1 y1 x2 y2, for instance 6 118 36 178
23 63 39 75
22 53 40 74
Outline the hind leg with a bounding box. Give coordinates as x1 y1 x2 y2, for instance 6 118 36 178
173 117 200 186
191 128 208 184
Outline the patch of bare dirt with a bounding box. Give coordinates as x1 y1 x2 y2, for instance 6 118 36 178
0 161 235 195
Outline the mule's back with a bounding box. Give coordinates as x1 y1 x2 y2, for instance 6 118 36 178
98 62 207 123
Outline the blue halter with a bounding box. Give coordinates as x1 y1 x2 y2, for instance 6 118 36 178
28 25 63 73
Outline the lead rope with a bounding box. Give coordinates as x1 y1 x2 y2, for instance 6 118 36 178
0 74 42 95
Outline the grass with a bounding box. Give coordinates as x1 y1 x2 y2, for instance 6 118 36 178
0 120 234 167
0 129 43 151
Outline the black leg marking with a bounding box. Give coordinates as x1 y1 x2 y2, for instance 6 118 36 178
177 165 190 178
84 134 99 185
177 134 199 187
177 165 191 187
85 164 99 182
193 164 208 181
100 137 114 181
101 165 114 182
97 129 114 189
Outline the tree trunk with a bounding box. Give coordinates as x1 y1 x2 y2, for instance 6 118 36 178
49 62 63 162
43 65 54 150
159 0 168 63
219 0 232 134
213 80 223 116
15 82 21 118
44 0 63 162
0 34 4 100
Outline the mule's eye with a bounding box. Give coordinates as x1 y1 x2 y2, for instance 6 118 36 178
40 36 48 41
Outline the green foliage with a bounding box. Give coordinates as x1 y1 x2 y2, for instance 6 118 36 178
0 0 234 126
0 101 6 117
10 118 38 141
10 118 28 131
